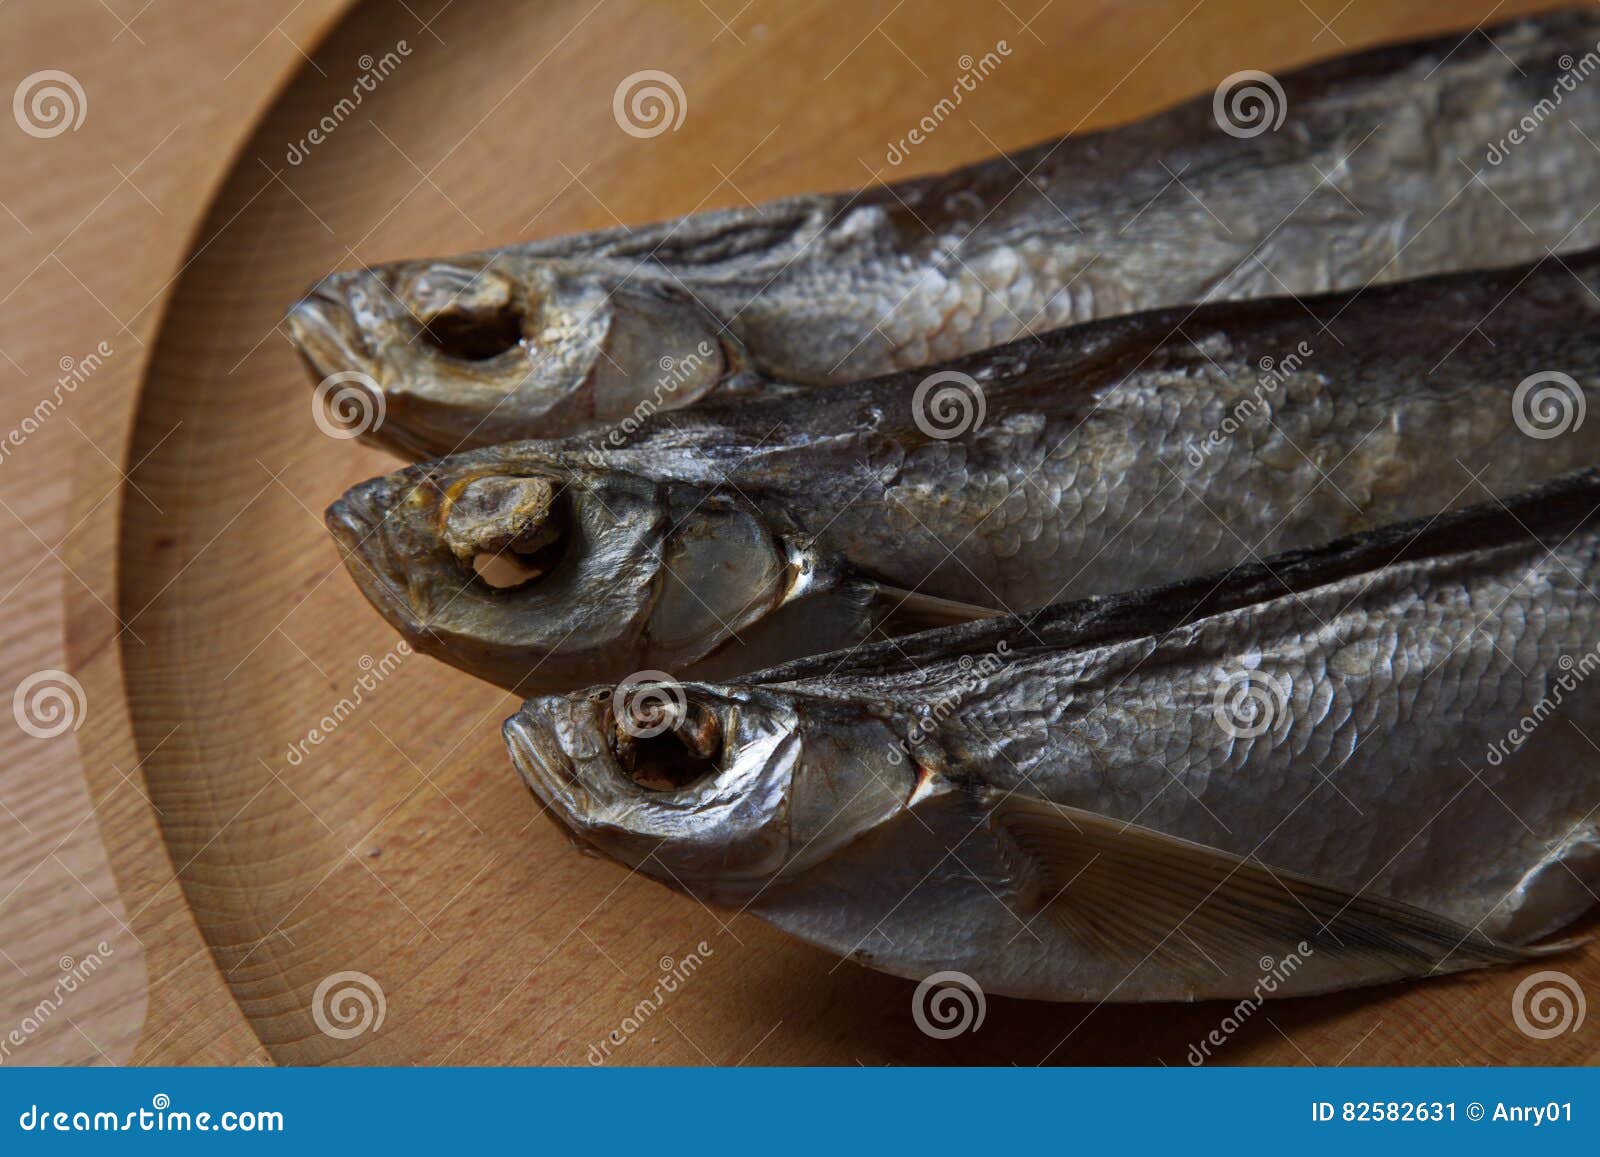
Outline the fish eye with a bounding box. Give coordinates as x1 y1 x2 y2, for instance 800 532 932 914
441 475 569 590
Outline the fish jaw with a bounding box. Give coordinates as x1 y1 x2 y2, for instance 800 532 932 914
287 281 375 389
323 466 435 641
289 257 746 456
290 269 442 459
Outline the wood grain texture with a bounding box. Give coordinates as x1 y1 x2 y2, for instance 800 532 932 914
35 0 1600 1064
2 0 353 1065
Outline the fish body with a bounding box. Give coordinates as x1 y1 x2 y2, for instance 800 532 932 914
505 471 1600 1002
330 253 1600 692
292 10 1600 456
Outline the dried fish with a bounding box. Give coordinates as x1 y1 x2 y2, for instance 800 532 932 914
292 9 1600 456
327 253 1600 692
505 471 1600 1001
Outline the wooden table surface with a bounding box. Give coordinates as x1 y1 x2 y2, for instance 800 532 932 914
2 0 1596 1066
0 0 351 1066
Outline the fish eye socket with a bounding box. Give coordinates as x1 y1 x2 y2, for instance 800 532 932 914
613 701 724 792
624 732 719 792
419 302 524 362
470 536 564 589
467 518 567 590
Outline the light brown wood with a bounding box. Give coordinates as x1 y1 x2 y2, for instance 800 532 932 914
1 0 353 1065
25 0 1600 1064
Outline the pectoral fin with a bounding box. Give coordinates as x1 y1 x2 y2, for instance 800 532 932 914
870 583 1005 632
993 795 1567 983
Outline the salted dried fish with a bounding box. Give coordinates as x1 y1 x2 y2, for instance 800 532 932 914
292 9 1600 457
504 470 1600 1002
327 253 1600 692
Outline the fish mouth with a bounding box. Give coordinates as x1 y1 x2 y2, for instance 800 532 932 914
287 278 376 382
324 472 430 639
504 702 584 804
504 694 632 836
505 699 635 859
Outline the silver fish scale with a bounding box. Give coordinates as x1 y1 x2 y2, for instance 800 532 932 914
295 13 1600 462
723 19 1600 381
921 535 1600 940
850 361 1600 609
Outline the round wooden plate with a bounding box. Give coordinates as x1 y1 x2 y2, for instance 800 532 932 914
77 0 1598 1064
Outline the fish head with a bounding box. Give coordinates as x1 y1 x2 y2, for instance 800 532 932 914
325 450 829 691
288 256 739 454
505 682 912 899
